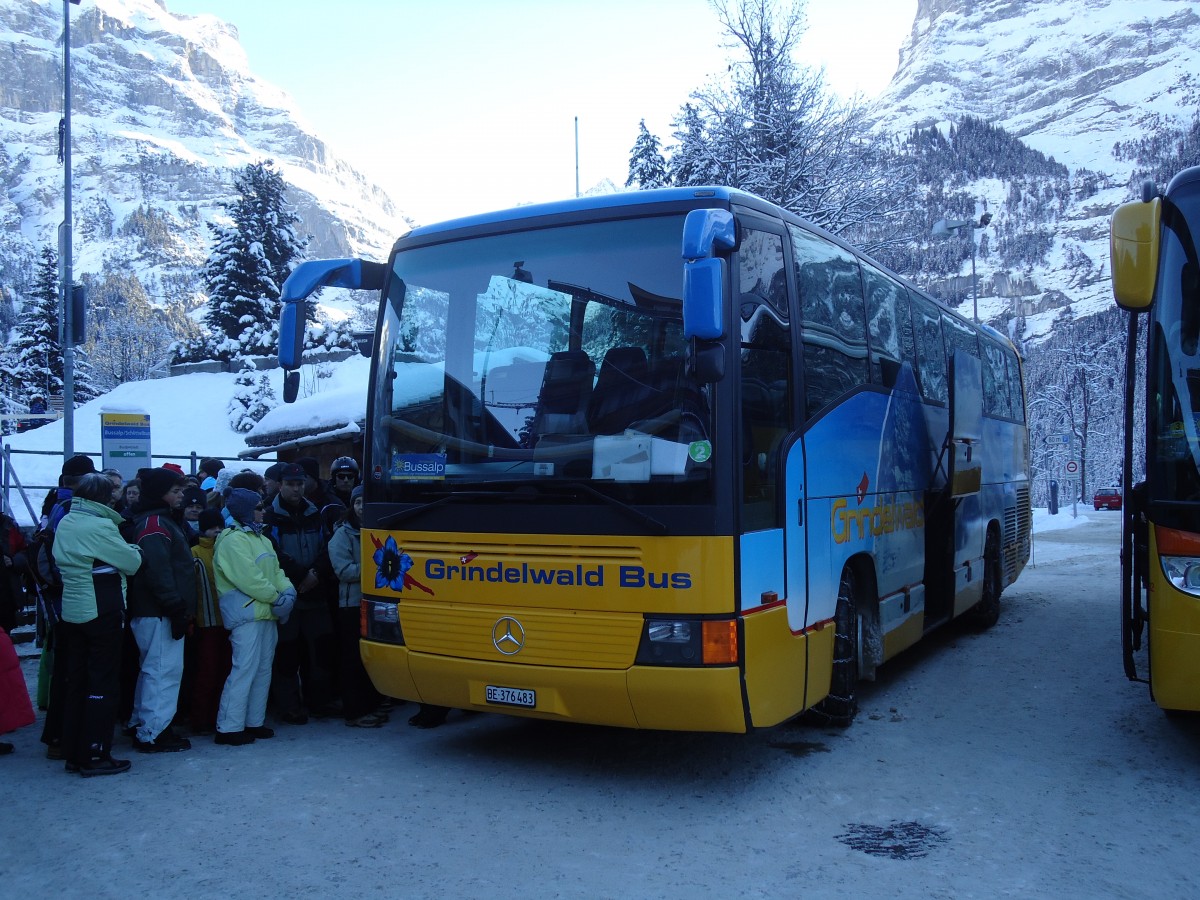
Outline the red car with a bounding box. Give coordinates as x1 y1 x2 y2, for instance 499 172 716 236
1093 488 1122 511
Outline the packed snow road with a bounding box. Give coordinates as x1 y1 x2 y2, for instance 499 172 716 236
3 511 1197 898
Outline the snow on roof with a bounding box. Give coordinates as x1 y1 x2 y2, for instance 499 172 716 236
1 355 370 526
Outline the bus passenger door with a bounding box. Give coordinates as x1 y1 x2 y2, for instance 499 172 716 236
928 349 985 624
736 225 808 725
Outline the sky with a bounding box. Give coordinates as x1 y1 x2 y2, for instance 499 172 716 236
165 0 916 226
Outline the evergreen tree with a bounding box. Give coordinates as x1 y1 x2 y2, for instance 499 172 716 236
197 160 307 361
8 247 64 407
626 120 670 189
71 347 101 405
667 103 722 187
227 370 277 433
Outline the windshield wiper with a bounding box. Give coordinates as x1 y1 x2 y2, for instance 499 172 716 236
376 482 668 535
376 488 538 528
552 480 669 535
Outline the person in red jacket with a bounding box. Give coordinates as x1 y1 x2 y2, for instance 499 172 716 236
0 625 35 755
0 510 27 634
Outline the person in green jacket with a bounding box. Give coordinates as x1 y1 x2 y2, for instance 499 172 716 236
213 489 295 746
54 473 143 776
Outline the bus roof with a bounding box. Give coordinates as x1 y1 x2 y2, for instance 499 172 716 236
393 187 770 252
390 185 1016 354
1167 165 1200 197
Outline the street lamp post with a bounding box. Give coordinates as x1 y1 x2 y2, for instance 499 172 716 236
61 0 82 458
932 213 992 322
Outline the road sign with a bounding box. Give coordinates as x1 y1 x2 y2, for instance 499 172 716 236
101 411 151 480
1065 460 1079 474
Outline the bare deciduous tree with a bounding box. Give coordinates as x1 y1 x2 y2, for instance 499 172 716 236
665 0 918 252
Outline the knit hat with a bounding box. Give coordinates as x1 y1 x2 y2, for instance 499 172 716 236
226 488 261 524
163 462 185 476
181 485 207 508
214 468 236 498
139 466 186 507
200 457 224 477
198 509 225 533
295 456 320 481
351 485 364 501
61 454 96 477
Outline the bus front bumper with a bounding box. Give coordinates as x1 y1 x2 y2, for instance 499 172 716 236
1149 624 1200 712
360 641 748 733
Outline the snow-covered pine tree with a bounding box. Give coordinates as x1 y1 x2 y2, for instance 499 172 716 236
8 247 64 413
667 103 721 187
198 160 307 362
227 370 277 433
626 120 669 189
71 346 101 405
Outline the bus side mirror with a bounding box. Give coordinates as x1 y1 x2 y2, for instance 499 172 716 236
682 208 735 340
279 297 306 372
1111 197 1161 312
683 258 724 339
688 339 725 383
278 258 386 397
283 370 300 404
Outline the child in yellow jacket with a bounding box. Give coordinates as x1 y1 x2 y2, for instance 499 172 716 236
212 490 294 746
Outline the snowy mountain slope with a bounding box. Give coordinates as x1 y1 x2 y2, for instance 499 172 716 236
870 0 1200 342
878 0 1199 172
0 0 408 309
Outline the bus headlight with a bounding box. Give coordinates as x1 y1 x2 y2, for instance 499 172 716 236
361 599 405 644
1161 556 1200 597
635 617 738 666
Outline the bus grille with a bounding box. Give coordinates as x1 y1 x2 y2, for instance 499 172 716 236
1002 486 1032 582
402 602 643 669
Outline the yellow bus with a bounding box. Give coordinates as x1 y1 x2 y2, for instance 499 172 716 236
279 187 1031 732
1111 165 1200 713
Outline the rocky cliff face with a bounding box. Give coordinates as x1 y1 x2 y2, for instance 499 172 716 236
868 0 1200 341
879 0 1200 171
0 0 407 309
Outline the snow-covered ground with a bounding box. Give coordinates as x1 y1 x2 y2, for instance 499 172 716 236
6 509 1190 899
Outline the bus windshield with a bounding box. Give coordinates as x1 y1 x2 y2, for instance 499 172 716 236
369 214 714 505
1149 181 1200 508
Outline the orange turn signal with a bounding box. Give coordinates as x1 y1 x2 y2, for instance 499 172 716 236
702 619 738 664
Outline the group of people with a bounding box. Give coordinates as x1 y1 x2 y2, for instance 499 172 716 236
0 452 439 778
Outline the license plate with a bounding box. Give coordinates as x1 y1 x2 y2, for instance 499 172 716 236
485 685 536 708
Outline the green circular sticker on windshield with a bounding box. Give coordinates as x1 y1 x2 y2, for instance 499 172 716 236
689 440 712 463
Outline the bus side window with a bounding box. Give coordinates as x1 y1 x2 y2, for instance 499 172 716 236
981 338 1011 419
1005 351 1025 422
790 225 869 416
863 263 914 390
942 312 980 374
908 291 947 404
739 228 792 532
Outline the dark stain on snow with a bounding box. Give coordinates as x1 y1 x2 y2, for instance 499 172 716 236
836 821 948 859
768 740 831 757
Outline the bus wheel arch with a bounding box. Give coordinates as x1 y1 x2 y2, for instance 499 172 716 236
966 523 1003 629
807 556 879 726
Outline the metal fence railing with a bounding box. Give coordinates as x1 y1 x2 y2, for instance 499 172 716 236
1 446 272 525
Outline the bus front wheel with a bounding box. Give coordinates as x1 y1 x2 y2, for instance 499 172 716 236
807 567 861 727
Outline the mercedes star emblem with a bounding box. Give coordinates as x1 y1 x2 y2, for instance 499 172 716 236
492 616 525 655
